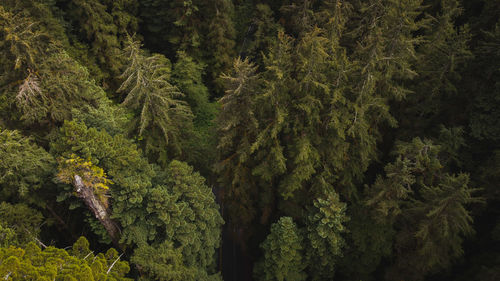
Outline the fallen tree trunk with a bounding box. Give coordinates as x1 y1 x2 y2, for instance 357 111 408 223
73 175 122 249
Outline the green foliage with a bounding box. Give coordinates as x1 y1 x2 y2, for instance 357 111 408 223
0 128 54 200
72 98 131 137
398 0 473 137
244 4 281 66
469 21 500 141
217 0 424 237
0 202 43 247
25 51 104 124
171 51 217 173
254 217 307 281
50 120 155 241
118 37 193 164
0 237 131 280
204 0 236 94
305 190 348 280
1 0 499 280
63 0 138 83
132 241 195 281
338 204 394 281
131 160 223 279
139 0 202 58
216 58 262 228
0 7 106 127
51 121 223 280
145 161 223 263
367 138 481 280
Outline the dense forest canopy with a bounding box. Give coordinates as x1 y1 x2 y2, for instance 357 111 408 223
0 0 499 280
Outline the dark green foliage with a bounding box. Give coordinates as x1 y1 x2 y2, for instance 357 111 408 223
217 0 424 236
204 0 237 94
63 0 138 84
139 0 203 58
469 21 500 141
0 128 54 201
338 204 394 281
0 202 43 247
132 161 223 280
397 0 473 138
1 0 500 280
367 138 481 280
244 4 282 66
0 7 107 128
216 58 262 228
171 51 218 173
141 161 223 268
118 37 193 164
52 121 223 280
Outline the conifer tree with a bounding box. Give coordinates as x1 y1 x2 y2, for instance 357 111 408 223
171 51 217 175
0 202 43 247
139 0 202 59
469 20 500 141
63 0 138 84
51 120 155 243
367 138 481 280
132 160 223 281
0 7 108 128
52 121 223 280
118 37 193 164
305 190 348 280
254 217 307 281
204 0 237 94
244 4 282 66
216 58 262 229
398 0 473 137
0 128 54 202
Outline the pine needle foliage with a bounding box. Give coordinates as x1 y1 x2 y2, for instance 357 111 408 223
367 138 481 280
118 36 193 163
254 217 307 281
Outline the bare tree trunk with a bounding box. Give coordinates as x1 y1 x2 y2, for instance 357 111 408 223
73 175 122 249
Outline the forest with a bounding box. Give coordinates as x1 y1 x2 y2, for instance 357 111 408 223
0 0 499 280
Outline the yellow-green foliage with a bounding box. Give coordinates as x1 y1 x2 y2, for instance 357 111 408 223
0 237 131 281
57 154 113 205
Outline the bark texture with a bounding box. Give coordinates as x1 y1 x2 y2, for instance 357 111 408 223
73 175 121 248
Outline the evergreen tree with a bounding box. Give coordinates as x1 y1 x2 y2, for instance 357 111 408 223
244 4 282 67
367 138 481 280
254 217 307 281
398 0 473 138
139 0 203 59
0 202 44 247
50 120 155 244
118 37 193 164
62 0 138 85
0 128 54 202
216 58 262 230
469 21 500 142
0 7 108 129
132 160 223 280
204 0 237 95
52 121 223 280
305 190 348 280
171 51 217 175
